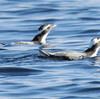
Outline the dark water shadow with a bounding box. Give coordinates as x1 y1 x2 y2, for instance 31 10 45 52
6 54 38 62
0 67 43 77
0 48 6 50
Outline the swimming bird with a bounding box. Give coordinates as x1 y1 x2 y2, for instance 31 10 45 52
11 24 56 45
39 37 100 60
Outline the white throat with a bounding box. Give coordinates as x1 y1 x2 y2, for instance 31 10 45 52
90 47 100 57
41 32 49 44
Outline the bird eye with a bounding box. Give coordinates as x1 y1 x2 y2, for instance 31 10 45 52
96 38 100 41
47 26 50 29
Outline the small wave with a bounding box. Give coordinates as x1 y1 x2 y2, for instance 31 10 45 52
61 96 94 99
40 18 59 22
81 29 100 33
7 8 58 15
88 81 100 84
73 87 100 93
79 17 100 21
0 30 37 33
0 67 43 76
0 48 6 50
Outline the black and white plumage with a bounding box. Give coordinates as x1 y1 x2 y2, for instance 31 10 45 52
39 37 100 60
11 24 56 45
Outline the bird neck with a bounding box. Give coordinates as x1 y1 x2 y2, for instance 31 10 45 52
84 44 99 57
40 30 50 44
32 29 52 44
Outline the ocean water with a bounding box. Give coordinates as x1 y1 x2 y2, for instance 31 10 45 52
0 0 100 99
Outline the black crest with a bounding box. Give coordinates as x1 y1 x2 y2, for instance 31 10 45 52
38 24 50 31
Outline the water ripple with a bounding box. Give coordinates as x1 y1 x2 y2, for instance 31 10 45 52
0 0 100 98
80 17 100 21
0 67 43 76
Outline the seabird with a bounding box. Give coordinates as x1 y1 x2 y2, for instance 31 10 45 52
11 24 56 45
39 37 100 60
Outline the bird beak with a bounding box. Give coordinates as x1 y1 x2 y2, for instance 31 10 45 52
53 24 57 27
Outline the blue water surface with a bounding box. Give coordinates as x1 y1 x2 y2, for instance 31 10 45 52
0 0 100 98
